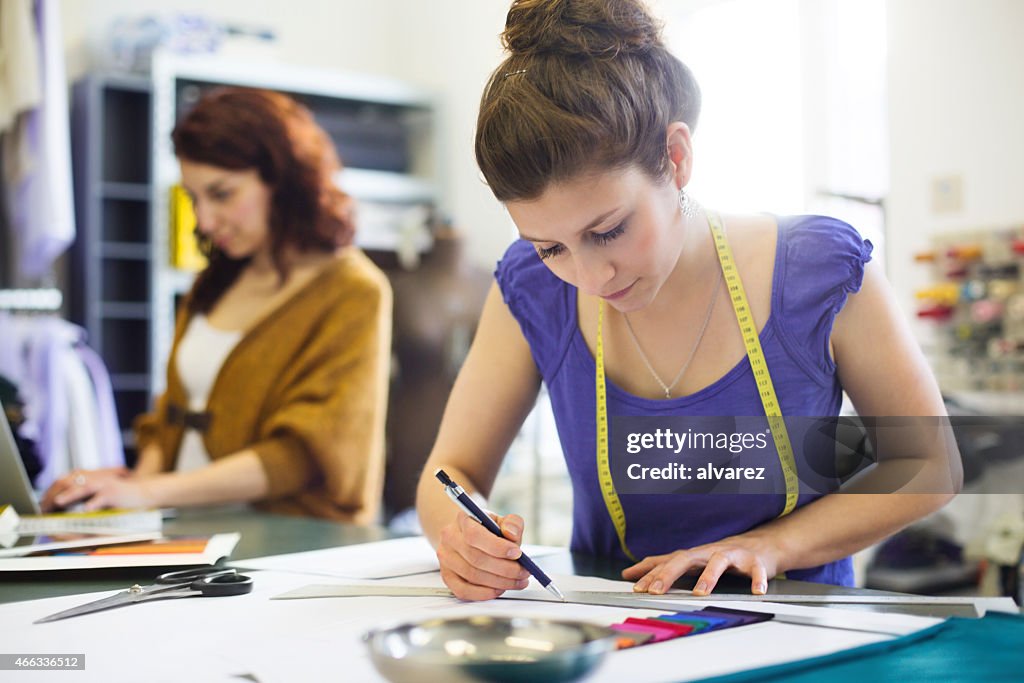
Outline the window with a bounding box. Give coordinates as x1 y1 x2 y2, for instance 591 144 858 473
665 0 888 266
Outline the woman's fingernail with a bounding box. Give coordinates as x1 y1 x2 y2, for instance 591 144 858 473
505 525 521 539
633 581 647 593
694 581 708 594
506 547 520 559
756 582 767 595
650 580 664 594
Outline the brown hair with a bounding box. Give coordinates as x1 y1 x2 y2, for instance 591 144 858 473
172 87 355 312
475 0 701 202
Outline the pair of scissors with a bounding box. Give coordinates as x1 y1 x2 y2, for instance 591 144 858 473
34 567 253 624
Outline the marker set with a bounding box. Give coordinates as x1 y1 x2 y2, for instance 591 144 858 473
609 606 773 649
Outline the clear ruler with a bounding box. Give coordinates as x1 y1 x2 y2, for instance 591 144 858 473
586 590 985 607
271 584 971 636
275 584 981 607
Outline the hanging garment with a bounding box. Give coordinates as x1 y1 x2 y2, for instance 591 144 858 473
0 0 40 133
61 342 103 472
75 344 125 469
3 0 75 279
0 313 20 379
25 316 72 489
0 314 124 489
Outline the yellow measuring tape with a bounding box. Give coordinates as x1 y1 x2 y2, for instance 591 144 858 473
595 212 798 561
708 212 799 516
595 300 634 561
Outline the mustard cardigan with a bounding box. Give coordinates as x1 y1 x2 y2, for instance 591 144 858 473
135 248 392 523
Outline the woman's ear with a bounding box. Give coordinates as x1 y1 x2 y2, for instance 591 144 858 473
665 122 693 190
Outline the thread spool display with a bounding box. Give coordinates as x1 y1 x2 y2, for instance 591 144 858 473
915 226 1024 391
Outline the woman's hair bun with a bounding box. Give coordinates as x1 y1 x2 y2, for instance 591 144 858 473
502 0 662 58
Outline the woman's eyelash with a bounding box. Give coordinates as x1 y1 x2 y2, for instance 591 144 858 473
538 244 565 260
592 223 625 244
535 222 625 260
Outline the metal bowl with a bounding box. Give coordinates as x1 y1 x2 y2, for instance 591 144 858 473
364 615 619 683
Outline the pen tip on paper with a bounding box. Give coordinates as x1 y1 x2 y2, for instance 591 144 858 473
546 583 567 603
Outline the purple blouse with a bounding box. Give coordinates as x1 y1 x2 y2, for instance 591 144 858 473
495 215 873 585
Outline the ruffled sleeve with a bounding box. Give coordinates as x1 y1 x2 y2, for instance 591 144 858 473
775 216 874 380
494 239 576 380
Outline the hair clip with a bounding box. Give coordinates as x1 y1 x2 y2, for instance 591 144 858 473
503 69 528 79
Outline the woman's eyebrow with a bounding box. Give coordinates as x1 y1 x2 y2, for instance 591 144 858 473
520 208 619 242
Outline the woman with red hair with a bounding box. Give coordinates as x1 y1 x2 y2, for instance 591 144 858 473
43 88 392 523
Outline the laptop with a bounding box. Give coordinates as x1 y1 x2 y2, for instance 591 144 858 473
0 400 42 515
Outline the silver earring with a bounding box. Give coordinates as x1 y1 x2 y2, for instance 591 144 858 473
678 188 699 219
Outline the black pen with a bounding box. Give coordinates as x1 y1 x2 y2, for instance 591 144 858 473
435 468 566 602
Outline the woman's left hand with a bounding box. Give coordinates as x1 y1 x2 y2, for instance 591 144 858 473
621 533 782 596
72 477 157 512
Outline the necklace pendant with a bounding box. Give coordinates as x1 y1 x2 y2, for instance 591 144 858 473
620 246 723 405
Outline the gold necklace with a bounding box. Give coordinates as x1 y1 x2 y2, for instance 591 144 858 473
622 264 722 399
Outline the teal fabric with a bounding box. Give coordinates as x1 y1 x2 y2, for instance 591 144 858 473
692 612 1024 682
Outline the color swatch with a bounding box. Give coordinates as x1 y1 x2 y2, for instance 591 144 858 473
607 606 774 649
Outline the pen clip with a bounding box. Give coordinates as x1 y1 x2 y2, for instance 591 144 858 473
436 468 482 523
444 487 475 519
436 469 466 497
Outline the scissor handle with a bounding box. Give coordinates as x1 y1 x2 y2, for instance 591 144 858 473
193 572 253 597
156 567 237 585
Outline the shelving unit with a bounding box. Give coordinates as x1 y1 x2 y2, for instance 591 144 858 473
69 73 154 458
70 58 440 461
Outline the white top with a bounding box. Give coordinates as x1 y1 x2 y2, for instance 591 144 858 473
173 315 243 473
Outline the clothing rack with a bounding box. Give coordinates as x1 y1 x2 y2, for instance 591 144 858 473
0 288 63 312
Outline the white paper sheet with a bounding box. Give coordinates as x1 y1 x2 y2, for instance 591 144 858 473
246 571 940 683
230 535 563 579
0 570 316 682
0 543 944 683
0 532 240 571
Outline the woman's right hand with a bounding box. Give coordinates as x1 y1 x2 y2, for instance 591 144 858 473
40 467 130 512
436 511 531 601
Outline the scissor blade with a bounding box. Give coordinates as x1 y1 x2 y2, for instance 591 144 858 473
35 591 137 624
